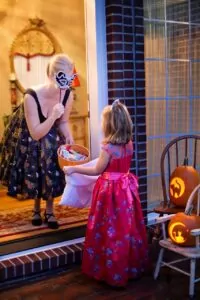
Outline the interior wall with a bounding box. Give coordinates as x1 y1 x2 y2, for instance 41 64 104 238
0 0 87 137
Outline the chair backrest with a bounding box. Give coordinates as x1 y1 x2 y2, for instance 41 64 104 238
161 135 200 207
185 183 200 217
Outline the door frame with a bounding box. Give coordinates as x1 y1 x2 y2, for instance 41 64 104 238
84 0 108 159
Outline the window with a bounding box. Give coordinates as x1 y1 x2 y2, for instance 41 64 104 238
144 0 200 209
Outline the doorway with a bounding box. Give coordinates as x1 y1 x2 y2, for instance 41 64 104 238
0 0 107 253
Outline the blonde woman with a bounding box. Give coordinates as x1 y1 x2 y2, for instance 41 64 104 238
0 54 75 229
64 100 149 286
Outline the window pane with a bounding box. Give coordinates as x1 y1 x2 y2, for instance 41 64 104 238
190 0 200 24
167 23 189 59
191 26 200 60
147 138 166 174
168 61 189 97
191 99 200 131
146 101 166 136
166 0 189 22
145 61 166 98
144 21 165 58
167 99 190 133
144 0 164 19
147 176 163 206
192 62 200 96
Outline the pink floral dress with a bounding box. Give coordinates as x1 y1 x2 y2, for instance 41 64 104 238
82 141 149 286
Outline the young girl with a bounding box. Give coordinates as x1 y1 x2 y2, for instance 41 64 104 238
64 100 149 287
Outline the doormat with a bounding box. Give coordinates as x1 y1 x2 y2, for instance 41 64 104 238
0 199 89 238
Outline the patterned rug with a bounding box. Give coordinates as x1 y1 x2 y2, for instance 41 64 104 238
0 199 89 238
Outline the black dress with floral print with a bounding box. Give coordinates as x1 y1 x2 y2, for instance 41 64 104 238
0 89 70 200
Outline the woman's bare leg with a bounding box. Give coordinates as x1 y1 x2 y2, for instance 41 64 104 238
32 198 42 226
34 198 41 212
45 198 59 229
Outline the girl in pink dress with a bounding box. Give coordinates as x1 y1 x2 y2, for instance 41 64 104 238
64 100 149 286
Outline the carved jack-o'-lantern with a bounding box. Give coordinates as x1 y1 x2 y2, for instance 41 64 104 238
168 212 200 246
169 158 200 207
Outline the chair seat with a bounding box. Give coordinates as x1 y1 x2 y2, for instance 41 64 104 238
159 239 200 258
154 203 185 215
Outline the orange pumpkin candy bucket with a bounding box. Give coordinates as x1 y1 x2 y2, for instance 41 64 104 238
57 144 90 169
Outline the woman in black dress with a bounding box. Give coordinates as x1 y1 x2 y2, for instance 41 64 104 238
0 53 75 229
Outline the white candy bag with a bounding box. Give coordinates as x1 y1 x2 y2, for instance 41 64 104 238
59 159 98 208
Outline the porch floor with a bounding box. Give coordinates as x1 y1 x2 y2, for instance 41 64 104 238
1 263 200 300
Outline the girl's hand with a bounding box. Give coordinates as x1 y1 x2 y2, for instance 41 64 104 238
63 166 75 175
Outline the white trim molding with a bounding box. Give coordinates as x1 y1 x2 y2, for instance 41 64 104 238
84 0 108 159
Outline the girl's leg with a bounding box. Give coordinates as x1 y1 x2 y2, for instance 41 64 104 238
32 198 42 226
45 198 59 229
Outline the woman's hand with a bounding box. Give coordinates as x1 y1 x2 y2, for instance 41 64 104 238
50 103 65 121
63 166 75 175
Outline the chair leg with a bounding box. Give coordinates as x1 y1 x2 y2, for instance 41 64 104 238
189 259 196 298
154 248 164 280
154 214 163 240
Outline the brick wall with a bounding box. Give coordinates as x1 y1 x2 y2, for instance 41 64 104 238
105 0 147 221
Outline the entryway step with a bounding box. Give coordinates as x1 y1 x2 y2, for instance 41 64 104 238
0 238 84 284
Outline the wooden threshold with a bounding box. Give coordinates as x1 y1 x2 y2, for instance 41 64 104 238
0 223 86 256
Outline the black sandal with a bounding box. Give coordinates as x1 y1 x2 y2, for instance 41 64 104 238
32 211 42 226
44 211 59 229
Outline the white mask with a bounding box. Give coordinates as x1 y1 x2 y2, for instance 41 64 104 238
54 71 77 89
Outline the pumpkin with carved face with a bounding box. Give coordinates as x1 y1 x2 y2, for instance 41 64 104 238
168 212 200 246
169 159 200 207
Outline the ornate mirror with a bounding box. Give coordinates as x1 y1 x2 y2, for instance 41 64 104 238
10 18 62 95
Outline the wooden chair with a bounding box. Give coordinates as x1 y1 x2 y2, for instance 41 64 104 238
154 134 200 215
154 183 200 298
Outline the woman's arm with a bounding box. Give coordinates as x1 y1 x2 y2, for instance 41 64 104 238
64 149 110 176
24 94 64 141
57 91 74 144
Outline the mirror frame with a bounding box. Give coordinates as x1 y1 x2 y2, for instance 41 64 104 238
9 18 62 93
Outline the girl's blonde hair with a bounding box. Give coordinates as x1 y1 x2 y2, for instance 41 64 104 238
47 53 74 77
102 100 133 144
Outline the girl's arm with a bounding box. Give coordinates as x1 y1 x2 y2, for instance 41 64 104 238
64 149 110 176
57 92 74 144
24 94 64 141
